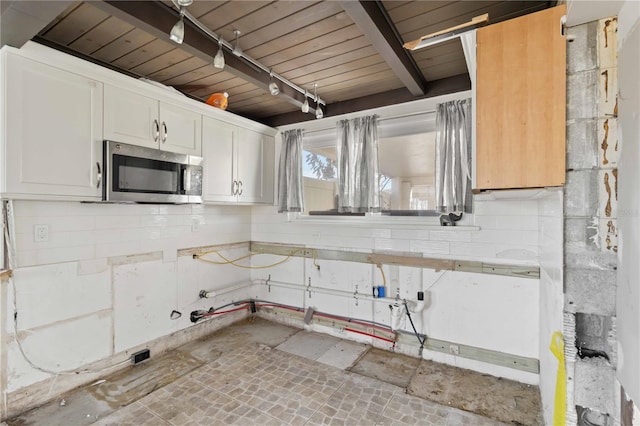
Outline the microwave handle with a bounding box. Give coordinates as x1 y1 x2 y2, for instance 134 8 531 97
182 167 191 192
96 162 102 188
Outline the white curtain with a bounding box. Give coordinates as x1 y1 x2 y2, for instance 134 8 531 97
277 129 304 212
337 115 380 213
435 99 472 213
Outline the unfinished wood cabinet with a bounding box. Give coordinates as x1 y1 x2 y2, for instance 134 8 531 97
475 5 566 191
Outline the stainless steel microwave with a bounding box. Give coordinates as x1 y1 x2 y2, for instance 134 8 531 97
103 140 203 203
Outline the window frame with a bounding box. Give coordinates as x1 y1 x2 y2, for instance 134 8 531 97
276 91 474 226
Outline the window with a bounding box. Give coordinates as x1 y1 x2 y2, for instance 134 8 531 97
302 114 439 217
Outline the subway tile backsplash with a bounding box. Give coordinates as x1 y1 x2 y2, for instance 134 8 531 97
11 201 252 268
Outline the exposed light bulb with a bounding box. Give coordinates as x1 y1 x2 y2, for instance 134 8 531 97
232 29 242 56
169 9 185 44
313 83 323 119
268 69 279 96
176 0 193 6
213 37 224 69
301 91 309 113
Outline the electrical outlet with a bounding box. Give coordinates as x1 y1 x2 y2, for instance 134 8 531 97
449 344 460 355
34 225 49 242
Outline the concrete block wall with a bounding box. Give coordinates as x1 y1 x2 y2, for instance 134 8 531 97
565 17 619 424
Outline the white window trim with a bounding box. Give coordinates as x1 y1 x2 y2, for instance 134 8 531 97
277 91 474 227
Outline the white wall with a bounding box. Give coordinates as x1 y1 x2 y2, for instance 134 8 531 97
251 197 542 384
2 200 253 410
616 0 640 407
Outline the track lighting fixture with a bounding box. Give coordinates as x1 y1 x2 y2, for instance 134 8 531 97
268 69 280 96
169 7 185 44
232 29 242 57
167 1 326 113
313 83 323 119
301 90 309 113
213 36 225 69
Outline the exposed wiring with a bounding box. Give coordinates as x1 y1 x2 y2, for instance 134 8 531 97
344 327 396 344
375 263 386 286
3 200 130 376
425 270 448 291
194 248 320 270
404 300 425 349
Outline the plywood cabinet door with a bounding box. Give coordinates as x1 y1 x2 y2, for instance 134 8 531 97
3 54 103 199
475 5 566 190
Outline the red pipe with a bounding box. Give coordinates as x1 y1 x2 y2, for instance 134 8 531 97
344 327 396 344
202 303 250 317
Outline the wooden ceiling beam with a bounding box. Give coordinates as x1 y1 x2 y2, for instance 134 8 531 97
339 0 427 96
91 0 313 112
262 74 470 127
1 0 75 48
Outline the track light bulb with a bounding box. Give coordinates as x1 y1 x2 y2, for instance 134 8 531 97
213 38 225 69
268 69 279 96
315 105 323 119
269 82 280 96
170 9 185 44
301 92 309 113
232 29 242 56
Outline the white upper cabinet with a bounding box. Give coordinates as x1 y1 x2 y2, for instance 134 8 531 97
104 85 202 156
202 116 274 204
202 116 237 203
238 128 274 204
1 53 103 200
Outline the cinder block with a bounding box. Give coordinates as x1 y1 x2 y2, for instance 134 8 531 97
598 218 618 254
564 247 617 271
567 22 598 73
597 118 619 168
574 357 616 415
565 170 599 218
597 169 618 219
565 269 617 316
575 312 615 359
567 120 598 170
567 70 598 120
597 18 618 70
564 218 598 249
598 67 618 118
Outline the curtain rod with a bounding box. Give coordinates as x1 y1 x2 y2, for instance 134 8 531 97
298 110 437 135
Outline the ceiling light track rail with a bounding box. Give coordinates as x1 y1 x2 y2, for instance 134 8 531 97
168 0 325 109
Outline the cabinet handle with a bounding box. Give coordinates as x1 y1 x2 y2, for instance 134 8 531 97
232 180 237 195
96 162 102 189
153 119 160 142
162 122 168 143
238 180 243 196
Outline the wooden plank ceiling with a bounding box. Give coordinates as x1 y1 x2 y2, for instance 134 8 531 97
36 0 552 126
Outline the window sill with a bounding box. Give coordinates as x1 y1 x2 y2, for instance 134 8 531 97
289 213 479 230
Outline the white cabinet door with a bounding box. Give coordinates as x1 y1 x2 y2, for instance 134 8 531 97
104 86 202 156
3 54 103 199
202 116 237 203
104 85 158 149
160 102 202 156
237 129 274 204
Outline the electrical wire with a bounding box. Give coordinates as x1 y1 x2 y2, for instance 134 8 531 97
3 200 131 376
404 300 425 349
375 263 386 286
194 248 320 270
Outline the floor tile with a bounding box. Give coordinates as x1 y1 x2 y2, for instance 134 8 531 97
316 340 368 370
276 330 341 360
